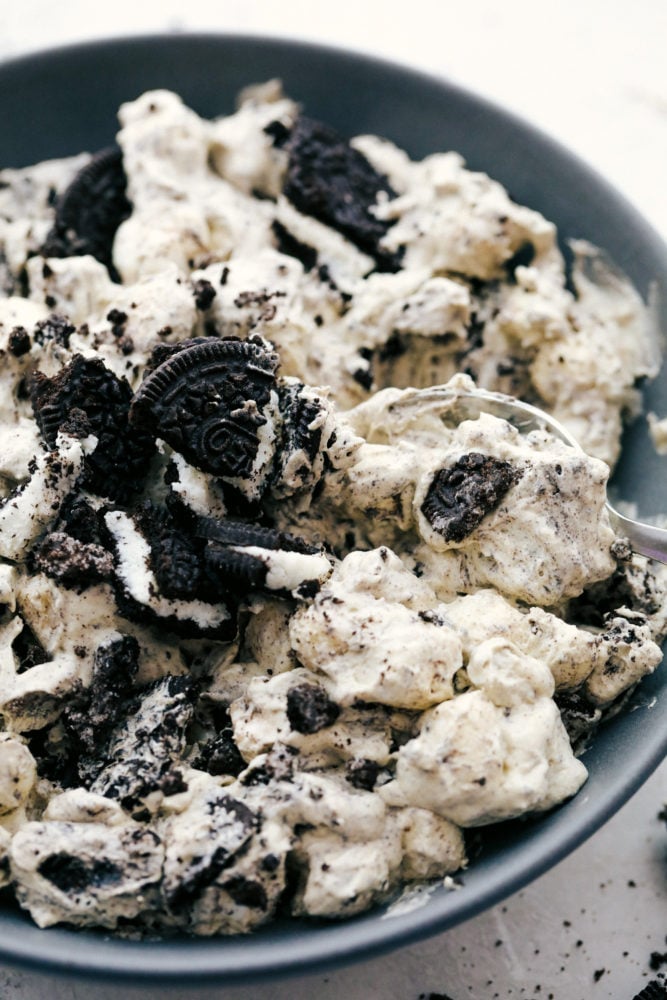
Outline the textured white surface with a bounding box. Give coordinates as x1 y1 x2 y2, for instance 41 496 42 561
0 2 666 997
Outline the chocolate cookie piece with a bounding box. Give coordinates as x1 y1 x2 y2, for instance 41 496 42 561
286 682 340 735
134 501 205 602
142 337 209 376
165 793 258 910
32 531 114 588
421 453 522 542
195 516 331 598
271 220 318 272
271 382 326 494
630 982 667 1000
240 743 298 787
283 115 402 271
130 337 280 491
26 636 140 789
37 854 122 895
8 326 31 357
345 758 381 791
33 314 75 349
553 689 602 751
11 621 50 675
221 875 268 911
30 354 156 500
57 494 105 547
90 674 196 816
61 636 140 780
40 147 131 282
194 516 317 555
104 508 237 640
192 278 216 311
193 729 245 778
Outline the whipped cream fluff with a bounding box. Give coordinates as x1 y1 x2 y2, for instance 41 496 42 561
0 82 663 935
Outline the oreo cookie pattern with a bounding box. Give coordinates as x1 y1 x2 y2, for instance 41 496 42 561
282 115 403 271
131 337 280 499
0 81 662 940
420 452 522 542
41 147 131 281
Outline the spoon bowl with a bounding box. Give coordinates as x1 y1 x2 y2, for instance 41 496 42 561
402 383 667 564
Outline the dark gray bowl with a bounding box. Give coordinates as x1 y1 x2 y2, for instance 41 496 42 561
0 33 666 986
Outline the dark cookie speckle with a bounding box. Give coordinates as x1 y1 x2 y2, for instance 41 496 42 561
8 325 31 357
194 729 246 778
192 278 217 311
345 758 380 791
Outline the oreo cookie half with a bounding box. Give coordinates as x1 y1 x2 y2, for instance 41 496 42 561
130 338 280 499
40 147 131 282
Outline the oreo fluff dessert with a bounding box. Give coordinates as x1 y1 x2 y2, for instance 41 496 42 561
0 80 663 934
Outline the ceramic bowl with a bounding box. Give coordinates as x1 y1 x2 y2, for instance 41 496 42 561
0 33 665 985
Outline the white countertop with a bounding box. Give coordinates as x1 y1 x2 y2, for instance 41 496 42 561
1 3 666 998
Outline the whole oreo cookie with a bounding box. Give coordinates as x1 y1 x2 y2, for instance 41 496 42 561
30 354 156 500
130 338 280 494
41 147 131 282
421 452 521 542
282 116 402 271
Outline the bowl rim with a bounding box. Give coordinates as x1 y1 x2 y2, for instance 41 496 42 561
0 29 666 986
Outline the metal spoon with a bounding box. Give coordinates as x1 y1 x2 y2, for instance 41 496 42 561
402 384 667 564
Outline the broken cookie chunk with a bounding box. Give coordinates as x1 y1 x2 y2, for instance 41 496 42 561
89 674 196 817
40 147 132 282
32 531 114 588
420 452 521 542
286 681 340 734
30 354 155 501
283 116 402 271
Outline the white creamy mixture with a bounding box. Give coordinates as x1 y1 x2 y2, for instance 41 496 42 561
0 82 663 934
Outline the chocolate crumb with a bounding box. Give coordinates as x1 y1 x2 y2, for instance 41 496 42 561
286 682 340 734
8 325 31 357
194 729 245 778
345 758 380 791
192 278 217 310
